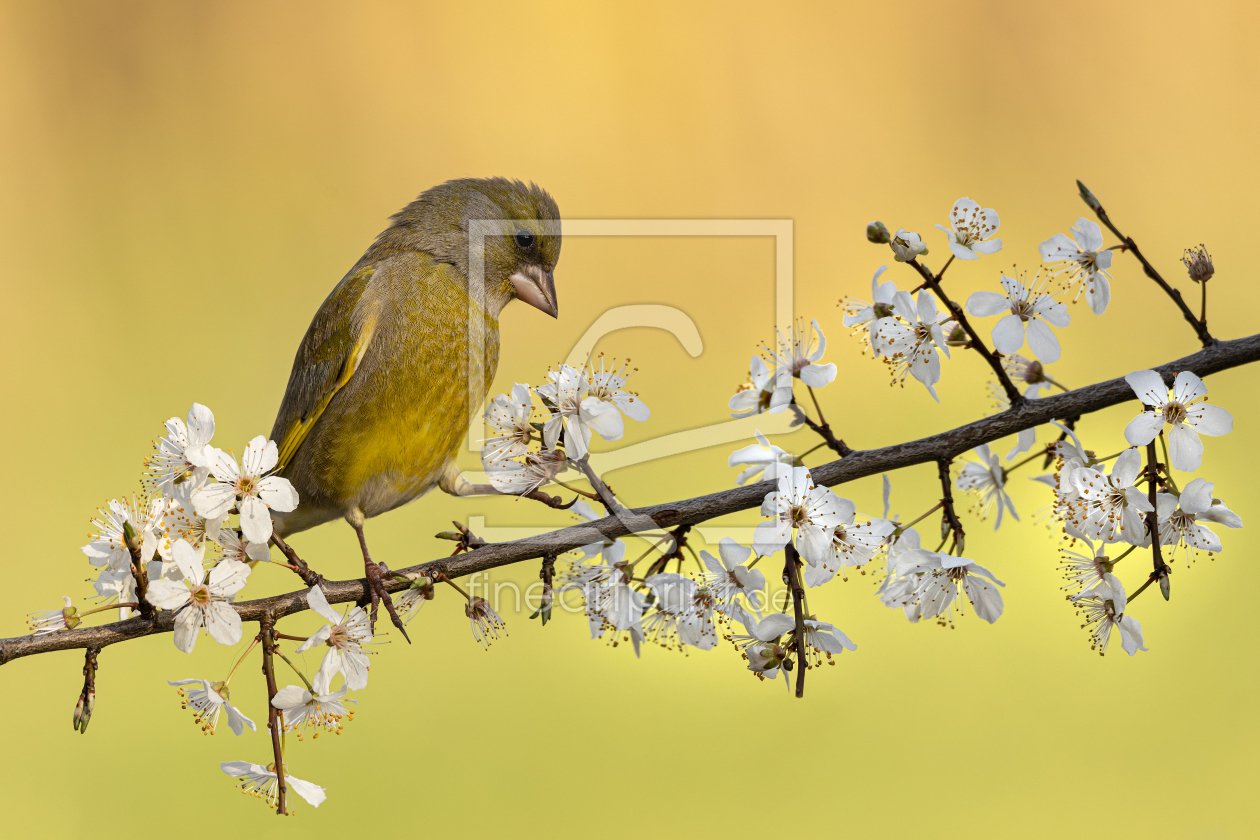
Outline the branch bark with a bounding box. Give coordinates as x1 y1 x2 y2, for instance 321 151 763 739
4 331 1259 665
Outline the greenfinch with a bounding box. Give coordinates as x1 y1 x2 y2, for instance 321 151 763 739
268 178 561 636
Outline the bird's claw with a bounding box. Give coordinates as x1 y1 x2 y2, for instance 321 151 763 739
364 558 411 644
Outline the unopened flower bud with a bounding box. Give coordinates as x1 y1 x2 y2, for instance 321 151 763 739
866 221 891 244
890 228 926 262
1076 179 1103 213
1159 568 1171 601
1181 244 1214 283
746 642 787 673
121 520 140 556
74 686 95 733
944 324 969 347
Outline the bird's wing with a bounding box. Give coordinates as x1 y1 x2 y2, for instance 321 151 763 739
271 263 382 473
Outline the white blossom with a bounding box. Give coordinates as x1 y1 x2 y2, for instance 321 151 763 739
82 496 164 573
537 364 618 460
1067 448 1152 545
193 437 299 544
143 403 216 495
728 430 794 486
753 466 844 566
956 444 1019 530
895 550 1005 625
216 528 272 565
27 596 78 636
145 540 250 653
562 540 646 655
872 290 950 401
730 611 792 682
890 228 926 262
466 597 507 649
1038 218 1113 314
1156 477 1242 564
642 572 695 650
965 272 1070 363
1122 370 1233 472
840 265 900 354
699 538 765 615
934 197 1003 260
1058 536 1112 596
805 494 895 586
296 585 373 690
729 355 792 418
584 356 651 440
1071 574 1147 656
168 678 255 736
271 671 354 739
481 383 536 465
220 761 325 812
765 318 837 388
484 450 565 496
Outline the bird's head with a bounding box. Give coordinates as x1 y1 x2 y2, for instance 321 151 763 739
378 177 561 318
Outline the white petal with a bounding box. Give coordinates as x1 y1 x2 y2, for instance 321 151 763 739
991 315 1026 354
1025 318 1061 363
799 363 836 388
341 649 370 690
209 559 251 597
172 607 201 653
305 585 343 624
966 291 1010 317
286 774 327 808
172 539 204 583
204 447 241 484
1179 478 1214 515
186 403 216 447
1124 370 1168 408
1124 412 1164 447
1172 371 1207 404
971 238 1003 255
257 476 299 512
224 702 256 736
204 602 243 646
1086 275 1111 315
1187 403 1233 437
752 520 791 557
192 482 236 520
146 579 191 611
272 685 312 710
1167 423 1203 472
1110 448 1143 488
238 496 274 544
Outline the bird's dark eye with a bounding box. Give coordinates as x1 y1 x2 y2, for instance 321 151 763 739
514 230 535 249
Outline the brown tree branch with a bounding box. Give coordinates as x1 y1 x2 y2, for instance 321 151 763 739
3 331 1259 665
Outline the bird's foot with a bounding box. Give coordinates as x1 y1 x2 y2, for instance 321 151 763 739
363 558 411 644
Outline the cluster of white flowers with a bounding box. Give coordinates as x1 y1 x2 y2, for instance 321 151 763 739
60 403 348 811
841 199 1134 404
729 318 836 417
481 356 650 492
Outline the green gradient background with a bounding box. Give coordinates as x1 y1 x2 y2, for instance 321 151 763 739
2 2 1258 837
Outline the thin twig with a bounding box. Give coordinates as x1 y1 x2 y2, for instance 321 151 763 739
937 459 965 556
1077 180 1215 347
784 542 807 699
906 257 1024 404
1144 441 1171 600
789 400 851 458
259 619 286 816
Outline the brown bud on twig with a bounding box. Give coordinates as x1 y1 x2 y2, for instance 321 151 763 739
866 220 891 244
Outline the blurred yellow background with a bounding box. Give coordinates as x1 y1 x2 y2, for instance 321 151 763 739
2 1 1258 837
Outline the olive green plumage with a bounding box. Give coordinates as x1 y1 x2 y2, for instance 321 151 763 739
269 178 561 538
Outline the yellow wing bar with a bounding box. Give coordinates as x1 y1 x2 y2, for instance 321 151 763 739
275 311 378 473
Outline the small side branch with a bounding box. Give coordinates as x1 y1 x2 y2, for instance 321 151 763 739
1143 441 1172 602
73 646 99 733
259 619 287 816
907 257 1024 405
937 459 966 556
784 542 807 699
1078 180 1215 348
269 533 323 588
790 401 853 458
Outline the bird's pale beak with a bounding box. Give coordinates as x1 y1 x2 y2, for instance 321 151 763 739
510 265 558 318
